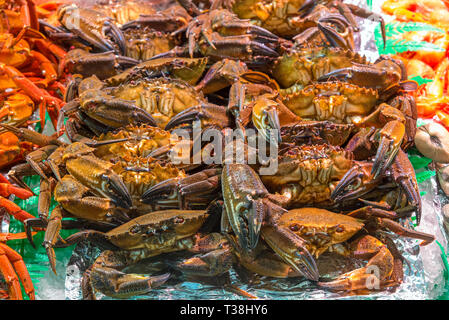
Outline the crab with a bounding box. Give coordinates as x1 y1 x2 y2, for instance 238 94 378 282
221 163 434 290
0 232 36 300
167 70 300 147
153 9 281 63
178 0 385 42
1 125 221 272
270 47 369 89
60 74 205 134
52 208 233 299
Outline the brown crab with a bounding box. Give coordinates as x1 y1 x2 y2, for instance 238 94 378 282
43 4 127 54
56 209 232 299
271 47 369 89
221 163 434 290
277 80 416 178
180 0 385 42
60 73 209 135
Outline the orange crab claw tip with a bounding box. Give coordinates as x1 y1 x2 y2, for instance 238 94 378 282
8 185 34 199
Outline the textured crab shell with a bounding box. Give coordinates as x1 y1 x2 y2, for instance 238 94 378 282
277 207 364 257
112 156 186 198
105 209 209 250
123 28 176 61
108 77 205 128
229 0 312 37
280 82 379 123
105 57 208 86
271 47 369 88
90 0 158 25
260 144 354 205
95 124 172 160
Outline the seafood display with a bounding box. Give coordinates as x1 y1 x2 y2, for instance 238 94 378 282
0 0 446 301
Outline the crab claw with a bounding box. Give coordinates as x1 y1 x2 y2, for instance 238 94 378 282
371 121 404 179
331 162 379 202
318 59 404 93
101 172 132 209
319 235 395 291
221 164 271 253
251 97 282 147
390 149 422 224
141 169 221 209
355 104 406 178
164 103 231 131
81 95 158 128
261 225 319 281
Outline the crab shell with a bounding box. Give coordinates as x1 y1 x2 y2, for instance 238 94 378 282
108 78 205 128
271 47 369 89
94 124 172 160
274 207 364 257
103 210 209 250
280 81 379 123
260 144 354 205
105 57 208 87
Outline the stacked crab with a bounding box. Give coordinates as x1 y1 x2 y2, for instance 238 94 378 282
1 0 436 300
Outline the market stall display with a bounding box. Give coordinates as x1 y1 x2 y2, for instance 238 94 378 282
0 0 447 300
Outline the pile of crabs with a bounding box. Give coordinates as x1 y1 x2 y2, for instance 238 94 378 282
0 0 438 300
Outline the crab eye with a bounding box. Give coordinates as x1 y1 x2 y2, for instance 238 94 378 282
335 224 345 233
130 225 141 234
174 217 184 224
290 224 300 232
236 202 249 215
349 177 362 190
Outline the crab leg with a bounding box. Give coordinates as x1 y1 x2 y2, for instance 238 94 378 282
376 218 435 246
0 243 23 300
0 239 35 300
0 197 35 222
0 183 33 199
29 50 58 87
201 35 279 60
0 64 63 128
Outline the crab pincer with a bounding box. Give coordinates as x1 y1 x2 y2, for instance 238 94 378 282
141 169 222 209
164 103 231 131
221 164 319 281
331 149 422 224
